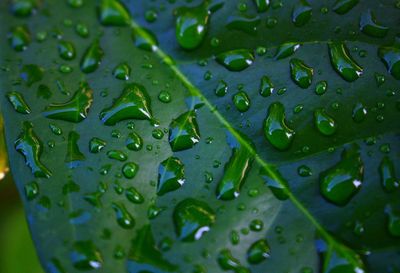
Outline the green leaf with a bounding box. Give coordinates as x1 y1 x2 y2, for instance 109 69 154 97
1 0 400 272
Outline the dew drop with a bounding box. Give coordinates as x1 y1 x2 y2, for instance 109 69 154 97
359 10 388 38
217 249 250 273
216 49 255 71
24 181 39 201
107 150 128 162
290 58 313 88
232 91 251 112
378 38 400 80
333 0 359 15
122 162 139 179
328 42 363 82
97 0 131 26
8 25 31 52
352 102 367 123
157 157 185 196
275 42 301 60
112 202 135 229
80 40 104 73
215 80 228 97
113 62 131 80
253 0 270 12
125 187 144 204
379 156 399 192
259 75 274 97
70 241 103 270
292 0 312 27
6 91 31 114
126 132 143 151
89 137 106 153
314 108 337 136
385 205 400 237
65 131 85 168
247 239 271 264
58 40 76 60
168 111 200 152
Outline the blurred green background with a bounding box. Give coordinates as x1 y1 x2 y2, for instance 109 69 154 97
0 116 45 273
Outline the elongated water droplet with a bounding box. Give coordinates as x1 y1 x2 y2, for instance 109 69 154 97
316 237 365 273
328 42 363 82
216 132 254 200
65 131 85 168
157 157 185 196
97 0 130 26
6 91 31 114
232 91 251 112
168 110 200 152
333 0 359 14
378 39 400 80
11 0 38 17
379 156 399 192
24 181 39 201
80 40 104 73
70 241 103 270
58 40 76 60
173 198 215 242
315 80 328 95
100 83 153 125
314 108 337 136
290 58 313 88
260 165 290 200
20 64 44 86
113 62 131 80
8 25 30 51
275 42 301 60
226 14 261 35
131 27 158 52
359 10 388 38
43 82 93 123
126 132 143 151
352 102 367 123
253 0 270 12
320 144 364 206
247 239 271 264
15 122 51 178
216 49 255 71
125 187 144 204
292 0 312 27
175 2 210 50
263 102 295 150
385 205 400 237
49 123 62 136
112 202 135 229
215 80 228 97
122 162 138 179
89 137 106 153
107 150 127 162
259 75 274 97
217 249 250 273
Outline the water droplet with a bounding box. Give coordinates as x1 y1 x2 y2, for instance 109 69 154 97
263 102 295 150
58 40 76 60
225 14 261 35
6 91 31 114
8 25 31 51
80 40 104 73
385 205 400 237
75 23 89 38
24 181 39 201
232 91 251 112
113 62 131 80
275 42 301 60
320 144 364 206
215 80 228 97
107 150 128 161
217 249 250 273
359 10 388 38
70 241 103 270
253 0 270 12
125 187 144 204
112 202 135 229
374 73 385 86
259 75 274 97
217 132 254 200
126 132 143 151
260 165 290 200
68 0 83 8
314 108 337 136
379 156 399 192
65 131 85 168
290 58 313 88
333 0 359 14
378 39 400 80
89 137 106 153
131 27 158 52
175 2 210 50
97 0 131 26
122 162 138 179
328 42 363 82
15 122 51 178
292 0 312 27
157 157 185 196
11 0 38 17
43 82 93 123
216 49 255 71
100 83 153 125
168 111 200 152
352 102 367 123
158 90 171 103
173 198 215 242
249 219 264 231
230 230 240 245
247 239 271 264
298 165 312 177
20 64 44 86
37 84 52 99
145 9 158 23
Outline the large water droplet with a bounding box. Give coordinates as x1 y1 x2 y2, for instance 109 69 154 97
263 102 295 150
359 10 388 38
112 202 135 229
385 205 400 237
216 49 255 71
328 42 363 82
175 2 210 50
131 27 158 52
216 132 254 200
80 40 104 73
247 239 271 264
70 241 103 270
333 0 359 15
173 198 215 242
157 157 185 196
225 14 261 35
107 150 128 162
97 0 130 26
8 25 30 51
292 0 312 27
15 122 51 178
168 111 200 152
11 0 38 17
320 144 364 206
253 0 270 12
122 162 138 179
100 83 153 125
290 58 313 88
6 91 31 114
379 156 399 192
314 108 337 136
378 38 400 80
43 82 93 123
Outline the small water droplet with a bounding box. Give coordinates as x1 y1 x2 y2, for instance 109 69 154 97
275 42 301 60
216 49 255 71
70 241 103 270
8 25 31 51
247 239 271 264
113 62 131 80
290 58 313 88
314 108 337 136
58 40 76 60
379 156 399 192
122 162 139 179
112 202 135 229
